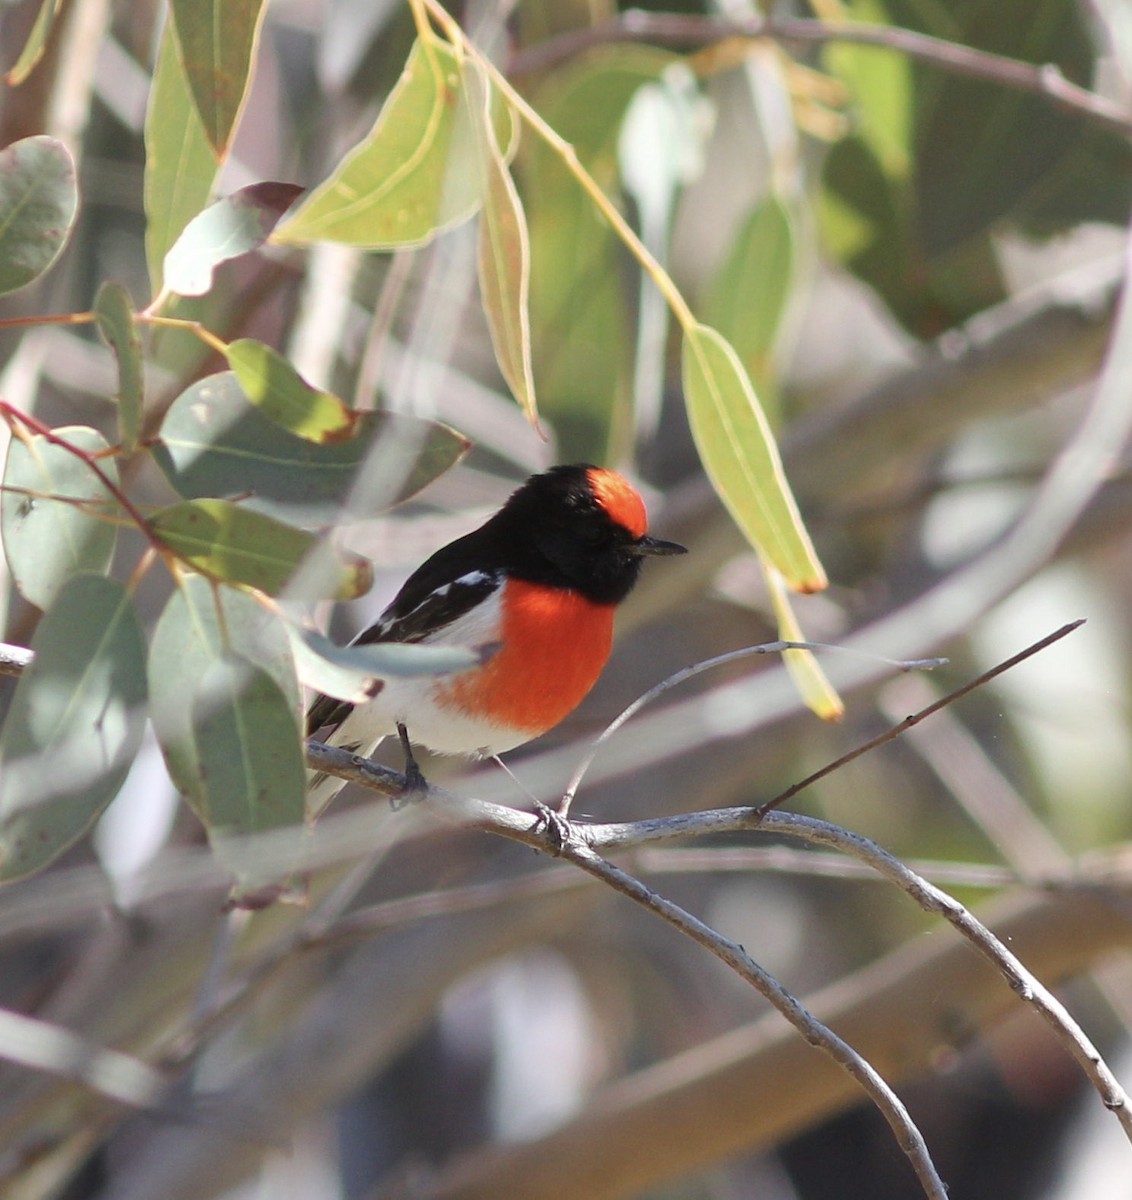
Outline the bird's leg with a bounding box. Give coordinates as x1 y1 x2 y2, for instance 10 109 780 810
394 722 428 805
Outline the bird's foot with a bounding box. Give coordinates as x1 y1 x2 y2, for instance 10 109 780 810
392 722 428 809
532 801 572 853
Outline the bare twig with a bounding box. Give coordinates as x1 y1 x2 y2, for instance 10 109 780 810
755 619 1086 817
509 12 1132 139
544 834 948 1199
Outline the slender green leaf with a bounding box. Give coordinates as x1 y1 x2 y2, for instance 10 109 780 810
275 35 515 248
1 426 118 610
153 372 469 526
0 136 77 296
0 575 147 882
5 0 65 85
763 558 843 721
144 23 217 296
148 499 372 599
226 338 358 443
94 282 144 451
149 574 300 805
291 625 494 706
169 0 268 157
163 181 303 297
464 61 538 427
682 322 825 592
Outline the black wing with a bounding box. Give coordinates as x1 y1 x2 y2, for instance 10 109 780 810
305 558 502 735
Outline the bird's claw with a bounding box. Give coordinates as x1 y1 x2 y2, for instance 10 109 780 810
532 801 571 852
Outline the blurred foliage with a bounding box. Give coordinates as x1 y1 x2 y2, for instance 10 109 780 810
0 1 1131 1198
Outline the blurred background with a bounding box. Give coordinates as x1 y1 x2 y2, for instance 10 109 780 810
2 0 1132 1197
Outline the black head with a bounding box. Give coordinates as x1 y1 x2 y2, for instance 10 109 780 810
488 464 685 605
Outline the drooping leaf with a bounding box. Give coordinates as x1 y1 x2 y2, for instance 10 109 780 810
763 559 843 721
144 23 217 296
169 0 268 157
226 339 359 443
163 181 304 296
5 0 65 86
149 573 300 805
0 136 77 296
463 61 538 426
94 282 144 451
290 625 494 706
1 426 119 610
152 372 469 525
0 575 147 882
682 322 825 593
148 499 372 599
191 654 306 897
274 34 516 248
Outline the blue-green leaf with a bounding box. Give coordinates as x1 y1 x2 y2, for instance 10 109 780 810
0 575 147 882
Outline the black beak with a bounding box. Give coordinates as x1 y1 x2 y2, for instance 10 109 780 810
632 535 687 557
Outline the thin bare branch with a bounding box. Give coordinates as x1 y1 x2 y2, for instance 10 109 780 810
755 620 1086 817
510 12 1132 139
546 835 947 1199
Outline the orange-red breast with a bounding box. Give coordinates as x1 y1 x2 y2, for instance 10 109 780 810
307 464 685 807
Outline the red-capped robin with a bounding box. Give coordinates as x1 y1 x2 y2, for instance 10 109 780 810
306 463 685 808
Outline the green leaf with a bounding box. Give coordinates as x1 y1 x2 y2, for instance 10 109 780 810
290 625 494 705
0 136 77 296
144 23 217 297
463 61 538 427
275 35 516 248
701 195 795 407
226 339 358 443
191 654 306 893
94 282 144 451
5 0 65 86
153 372 469 526
0 575 147 882
148 499 373 599
149 574 300 805
169 0 268 157
163 181 304 297
682 322 825 593
1 425 119 610
763 559 843 722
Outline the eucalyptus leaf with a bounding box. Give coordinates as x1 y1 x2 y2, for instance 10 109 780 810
163 182 304 296
144 23 217 296
1 426 119 611
464 61 538 427
275 35 516 248
191 654 306 895
148 499 373 599
149 574 300 805
152 372 469 525
291 625 494 705
226 338 358 443
169 0 268 157
5 0 65 85
0 136 78 296
0 575 147 882
94 282 144 451
682 322 825 593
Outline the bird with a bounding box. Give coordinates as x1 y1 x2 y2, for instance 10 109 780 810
306 463 686 813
